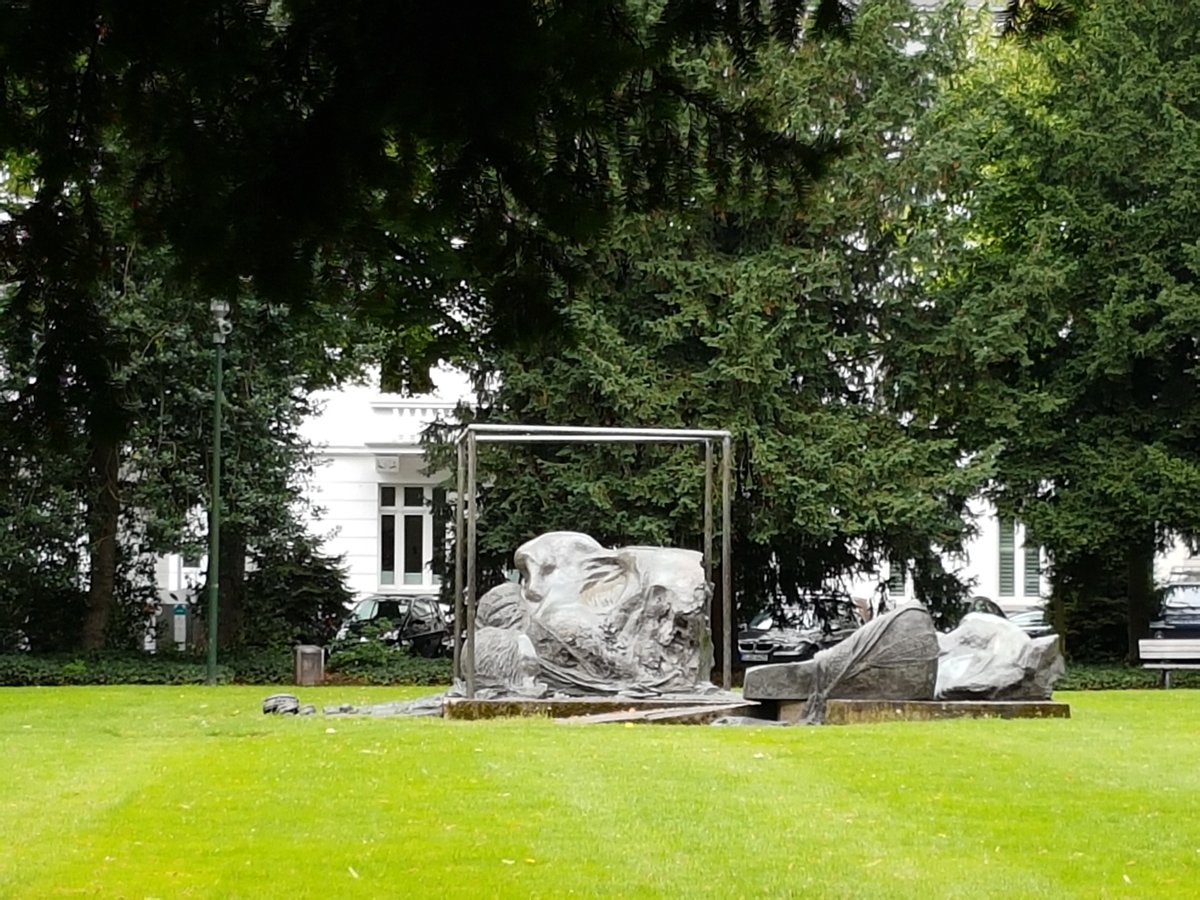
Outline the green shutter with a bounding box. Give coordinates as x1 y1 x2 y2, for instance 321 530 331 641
1023 541 1041 597
888 561 906 596
998 518 1015 597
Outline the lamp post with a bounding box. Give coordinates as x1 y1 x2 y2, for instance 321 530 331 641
206 299 232 685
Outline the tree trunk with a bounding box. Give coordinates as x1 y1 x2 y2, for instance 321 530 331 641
217 523 246 649
1126 533 1156 662
81 439 120 650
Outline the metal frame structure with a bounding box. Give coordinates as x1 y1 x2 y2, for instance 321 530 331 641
453 423 734 697
206 300 233 685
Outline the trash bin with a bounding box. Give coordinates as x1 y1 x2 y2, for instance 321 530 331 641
293 645 325 686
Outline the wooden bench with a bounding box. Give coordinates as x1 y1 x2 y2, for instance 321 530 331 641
1139 639 1200 688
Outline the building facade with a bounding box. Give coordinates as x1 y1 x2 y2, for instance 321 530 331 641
298 370 472 599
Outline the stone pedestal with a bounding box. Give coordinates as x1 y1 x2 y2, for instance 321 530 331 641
793 698 1072 725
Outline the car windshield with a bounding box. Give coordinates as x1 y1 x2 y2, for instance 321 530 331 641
750 603 856 631
1009 609 1046 624
349 597 412 621
1163 585 1200 610
375 600 412 620
349 599 378 621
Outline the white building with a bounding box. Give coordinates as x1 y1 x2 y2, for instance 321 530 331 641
298 369 472 599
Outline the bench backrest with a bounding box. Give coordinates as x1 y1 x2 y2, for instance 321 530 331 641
1139 638 1200 661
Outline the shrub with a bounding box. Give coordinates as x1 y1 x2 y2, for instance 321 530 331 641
1058 662 1200 690
238 536 354 650
326 652 453 686
0 646 451 687
0 653 232 686
326 628 453 685
225 649 295 684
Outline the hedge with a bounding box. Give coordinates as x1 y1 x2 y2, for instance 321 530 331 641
3 653 1190 691
0 649 452 687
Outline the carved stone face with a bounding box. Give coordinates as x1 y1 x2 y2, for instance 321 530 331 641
621 547 709 616
514 532 605 607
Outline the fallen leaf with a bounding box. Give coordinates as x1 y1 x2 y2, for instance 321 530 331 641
501 859 515 865
348 867 359 879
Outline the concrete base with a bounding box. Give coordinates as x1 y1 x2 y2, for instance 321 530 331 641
443 696 746 721
778 698 1071 725
558 702 762 726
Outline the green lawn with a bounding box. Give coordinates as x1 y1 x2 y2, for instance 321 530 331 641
1 687 1197 898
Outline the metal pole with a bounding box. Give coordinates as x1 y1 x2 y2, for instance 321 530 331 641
465 431 478 698
721 435 733 691
206 340 223 685
465 423 730 440
703 441 713 587
453 441 465 680
469 434 713 445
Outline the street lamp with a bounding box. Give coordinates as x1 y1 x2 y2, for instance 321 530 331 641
207 299 233 685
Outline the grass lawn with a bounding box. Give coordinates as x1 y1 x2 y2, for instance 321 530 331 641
2 687 1198 898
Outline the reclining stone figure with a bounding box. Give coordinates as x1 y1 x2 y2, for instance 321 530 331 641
742 604 941 722
935 612 1064 701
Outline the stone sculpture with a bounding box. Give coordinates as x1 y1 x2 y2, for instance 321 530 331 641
472 582 544 696
741 604 941 722
463 531 714 697
935 612 1064 701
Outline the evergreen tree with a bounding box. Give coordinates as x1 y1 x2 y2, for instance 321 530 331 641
453 0 987 631
895 0 1200 656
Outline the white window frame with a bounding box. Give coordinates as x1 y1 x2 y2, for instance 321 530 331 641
378 485 441 589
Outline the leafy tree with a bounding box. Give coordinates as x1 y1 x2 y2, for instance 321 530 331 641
0 1 858 326
895 0 1200 657
0 174 373 649
235 536 353 650
0 0 866 648
448 0 988 636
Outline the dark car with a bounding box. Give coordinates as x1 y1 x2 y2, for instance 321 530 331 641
737 601 862 665
333 594 451 657
1150 583 1200 639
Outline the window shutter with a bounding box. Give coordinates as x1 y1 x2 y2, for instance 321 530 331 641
1023 541 1041 597
998 518 1015 597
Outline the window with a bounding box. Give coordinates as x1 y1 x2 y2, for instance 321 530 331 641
379 486 440 588
887 560 906 597
998 518 1016 597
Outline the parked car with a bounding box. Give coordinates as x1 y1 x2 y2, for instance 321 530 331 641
737 600 862 665
332 594 452 657
965 595 1006 618
955 596 1056 638
1150 582 1200 639
1007 607 1055 639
